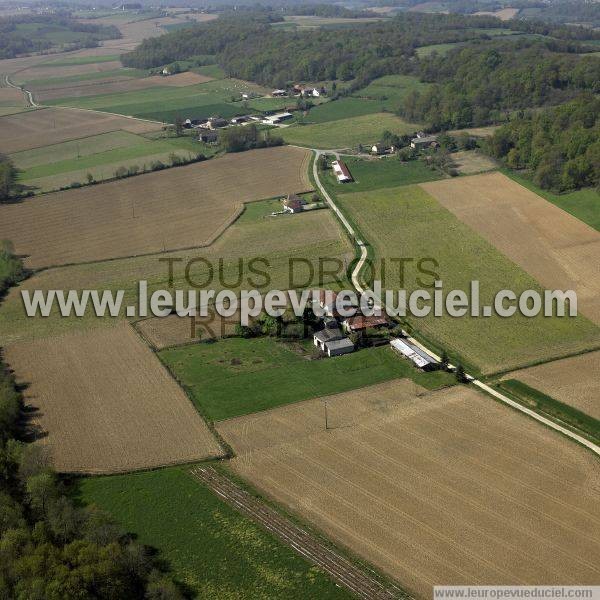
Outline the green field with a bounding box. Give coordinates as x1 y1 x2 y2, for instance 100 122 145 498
280 113 420 149
306 97 385 123
503 170 600 232
76 467 351 599
11 131 208 192
36 54 121 67
416 42 465 57
337 185 600 375
160 338 454 421
323 156 445 194
22 67 148 87
46 78 266 121
353 75 431 111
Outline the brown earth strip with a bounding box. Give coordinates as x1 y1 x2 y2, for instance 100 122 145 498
420 172 600 325
219 382 600 598
0 145 313 268
3 322 224 474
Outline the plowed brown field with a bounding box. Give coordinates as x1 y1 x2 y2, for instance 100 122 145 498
504 351 600 420
0 145 312 268
421 172 600 325
0 106 161 153
4 323 223 473
219 381 600 598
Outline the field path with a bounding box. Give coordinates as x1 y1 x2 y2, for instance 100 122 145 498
191 465 411 600
4 74 37 107
310 148 600 457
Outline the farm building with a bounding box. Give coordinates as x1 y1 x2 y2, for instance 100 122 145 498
272 89 288 97
343 314 390 333
314 318 354 357
283 193 306 214
390 338 438 370
263 112 293 125
199 131 218 144
332 160 353 183
410 135 439 150
230 115 251 124
206 117 229 130
371 143 395 155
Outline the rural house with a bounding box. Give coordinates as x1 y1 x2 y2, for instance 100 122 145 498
332 160 353 183
371 143 395 155
271 89 288 97
410 135 439 150
343 314 390 333
283 193 306 214
390 338 438 370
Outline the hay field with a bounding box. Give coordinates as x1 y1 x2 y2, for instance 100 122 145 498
13 60 123 84
339 185 600 374
504 351 600 420
280 113 420 149
0 107 161 153
0 207 351 346
421 172 600 325
30 72 216 102
452 150 498 174
0 146 312 268
219 382 600 597
4 323 223 474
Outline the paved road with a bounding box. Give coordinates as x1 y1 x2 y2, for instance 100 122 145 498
191 466 411 600
311 149 600 458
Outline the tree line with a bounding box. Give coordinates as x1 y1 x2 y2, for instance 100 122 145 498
487 93 600 191
0 247 184 599
0 14 121 59
121 12 540 83
399 39 600 129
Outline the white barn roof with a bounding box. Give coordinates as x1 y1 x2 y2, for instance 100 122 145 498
390 338 437 369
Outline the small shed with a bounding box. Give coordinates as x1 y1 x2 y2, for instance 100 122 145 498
326 338 354 357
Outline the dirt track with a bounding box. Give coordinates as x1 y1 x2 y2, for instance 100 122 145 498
191 465 410 600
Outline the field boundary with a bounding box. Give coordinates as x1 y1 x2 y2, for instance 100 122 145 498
191 465 412 600
311 148 600 458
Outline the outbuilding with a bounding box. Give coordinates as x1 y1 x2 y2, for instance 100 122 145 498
410 135 439 150
331 160 353 183
283 193 306 214
325 338 355 357
390 338 438 371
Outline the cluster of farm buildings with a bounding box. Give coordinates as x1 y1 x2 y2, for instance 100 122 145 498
312 290 439 370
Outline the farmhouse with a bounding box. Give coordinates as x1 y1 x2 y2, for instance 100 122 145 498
314 318 354 357
263 112 293 125
331 160 353 183
343 314 390 333
411 135 439 150
371 143 395 155
207 117 229 130
283 193 306 213
390 337 438 370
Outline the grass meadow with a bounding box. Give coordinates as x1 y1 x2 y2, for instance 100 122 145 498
76 467 351 599
160 339 455 421
337 185 600 375
305 97 385 123
45 78 267 122
352 75 431 111
280 113 420 149
322 157 445 194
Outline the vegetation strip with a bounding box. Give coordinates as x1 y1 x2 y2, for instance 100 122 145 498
191 465 411 600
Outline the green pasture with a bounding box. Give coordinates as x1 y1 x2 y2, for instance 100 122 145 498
280 113 420 149
337 185 600 375
76 467 351 599
160 339 454 421
353 75 431 111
